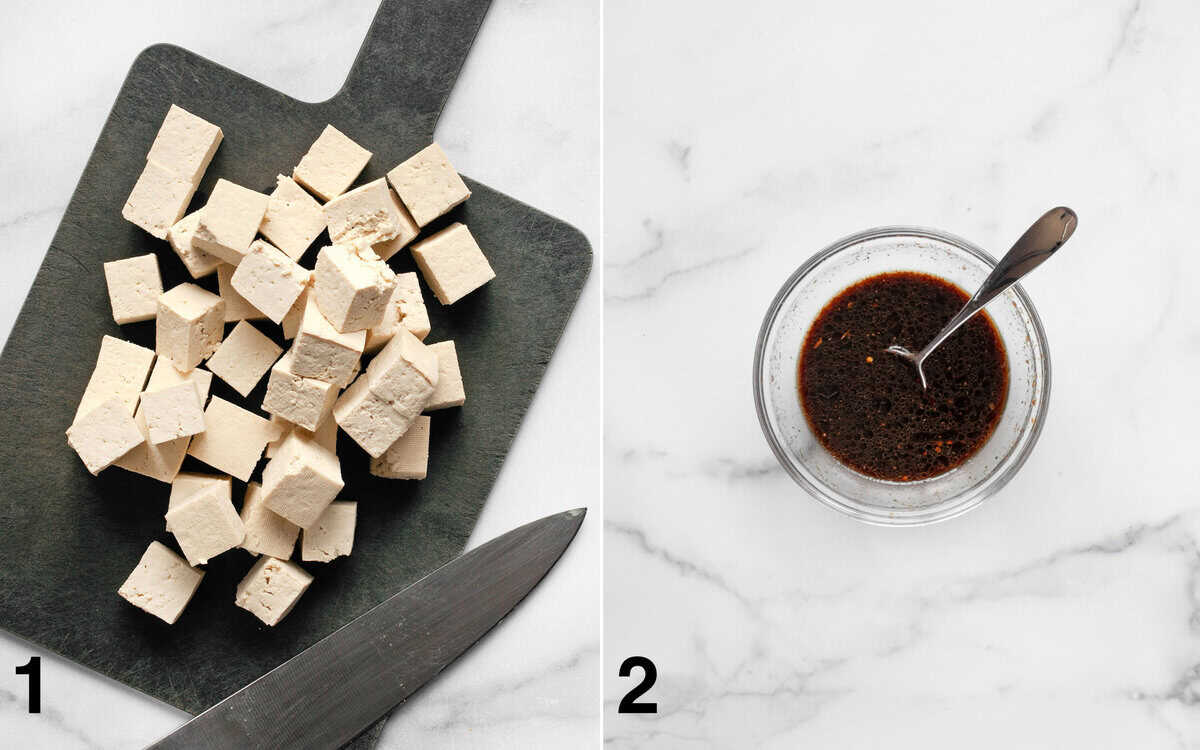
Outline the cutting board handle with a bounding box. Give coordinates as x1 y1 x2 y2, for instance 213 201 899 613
337 0 494 138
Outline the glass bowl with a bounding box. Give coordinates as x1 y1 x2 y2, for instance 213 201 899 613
753 226 1050 526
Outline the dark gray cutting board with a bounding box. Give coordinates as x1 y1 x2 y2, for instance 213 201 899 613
0 1 590 747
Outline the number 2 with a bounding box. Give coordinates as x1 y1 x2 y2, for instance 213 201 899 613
617 655 657 714
16 656 40 713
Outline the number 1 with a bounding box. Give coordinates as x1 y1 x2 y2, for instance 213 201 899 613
15 657 40 713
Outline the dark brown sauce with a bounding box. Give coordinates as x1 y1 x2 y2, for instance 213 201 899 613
799 272 1008 481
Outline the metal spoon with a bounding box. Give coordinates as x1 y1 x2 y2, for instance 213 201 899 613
885 206 1077 389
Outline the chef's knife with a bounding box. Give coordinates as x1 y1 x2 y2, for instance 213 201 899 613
147 507 586 750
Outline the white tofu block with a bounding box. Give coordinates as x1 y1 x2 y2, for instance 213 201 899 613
167 211 222 279
103 254 163 325
301 501 356 562
217 263 267 322
264 415 291 459
313 244 396 333
369 415 430 479
145 104 223 185
167 472 231 530
74 335 156 423
235 556 313 626
123 160 197 240
230 240 309 324
292 125 371 202
323 178 418 255
66 396 145 475
425 340 465 410
410 223 495 305
332 375 413 458
386 142 471 227
262 349 337 431
194 179 270 265
291 296 365 387
262 431 344 528
156 283 225 371
143 358 214 404
165 482 245 566
365 272 430 353
141 381 205 444
117 541 204 624
240 482 300 559
281 282 310 340
113 409 190 484
206 321 282 397
260 175 326 261
363 328 438 416
187 397 282 481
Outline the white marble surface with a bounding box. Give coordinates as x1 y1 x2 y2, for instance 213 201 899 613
605 0 1200 746
0 1 600 748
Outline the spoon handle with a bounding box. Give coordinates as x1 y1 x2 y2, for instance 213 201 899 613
919 207 1077 358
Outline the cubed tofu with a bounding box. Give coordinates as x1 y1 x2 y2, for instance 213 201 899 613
194 179 269 265
117 541 204 624
143 356 214 404
410 223 495 305
140 381 205 444
386 142 471 227
145 104 223 185
123 160 197 239
292 125 371 202
217 263 267 322
262 349 338 431
425 340 465 410
369 415 430 479
363 328 438 416
281 281 311 340
167 211 222 279
235 556 313 626
164 481 245 566
206 321 283 397
365 272 430 353
156 283 225 371
113 409 190 484
259 175 326 261
261 431 344 528
186 397 282 481
322 178 418 256
167 472 231 531
291 296 365 387
230 240 309 323
301 501 356 562
313 244 396 333
332 375 414 458
74 335 156 423
66 396 145 475
239 482 300 559
103 254 163 325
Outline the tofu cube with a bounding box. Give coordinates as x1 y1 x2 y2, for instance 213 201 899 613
322 178 418 256
230 240 309 323
281 282 311 340
123 160 197 239
186 397 282 481
332 375 413 458
144 356 214 403
74 335 156 423
240 482 300 559
267 412 337 459
103 254 163 325
156 283 225 371
140 381 205 444
313 244 396 333
292 124 371 201
206 321 283 397
369 415 430 479
114 362 211 483
362 328 438 419
426 340 466 410
217 263 267 322
365 271 430 353
410 223 495 305
386 142 471 227
235 556 313 626
117 541 205 624
259 175 326 261
301 501 356 562
291 296 365 386
164 481 245 566
167 472 231 531
194 179 270 265
145 104 223 185
261 431 344 528
66 396 145 475
167 211 222 279
262 349 337 431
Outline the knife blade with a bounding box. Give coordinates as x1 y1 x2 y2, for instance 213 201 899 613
147 507 586 750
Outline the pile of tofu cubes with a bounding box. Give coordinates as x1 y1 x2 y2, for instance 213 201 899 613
68 104 493 626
